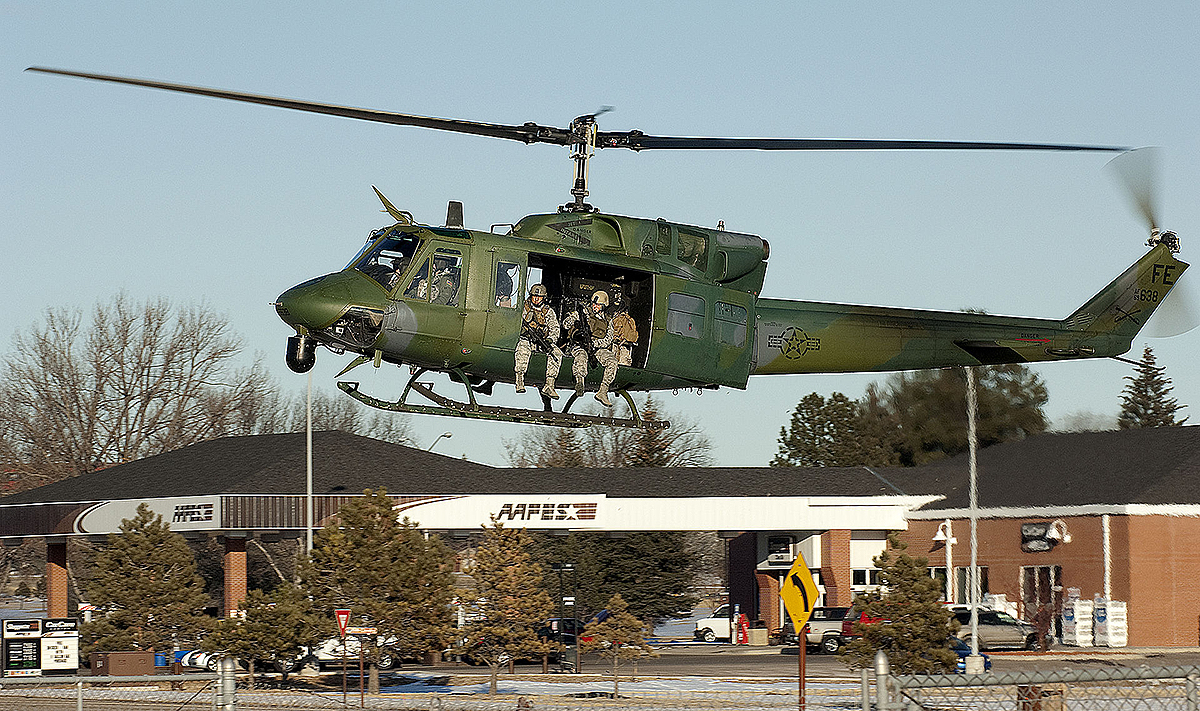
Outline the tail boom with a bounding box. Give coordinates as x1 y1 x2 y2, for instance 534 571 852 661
750 244 1188 376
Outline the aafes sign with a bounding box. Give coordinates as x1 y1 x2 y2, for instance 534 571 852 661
395 495 604 530
75 496 220 534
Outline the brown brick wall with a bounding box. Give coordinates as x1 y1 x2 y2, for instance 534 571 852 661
223 537 248 617
1127 515 1200 646
757 572 781 629
821 529 852 606
729 533 759 620
46 540 68 618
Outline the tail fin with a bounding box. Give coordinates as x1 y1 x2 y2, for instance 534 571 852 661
1063 244 1189 344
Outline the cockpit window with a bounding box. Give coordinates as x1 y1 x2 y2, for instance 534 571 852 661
402 249 463 307
352 228 423 291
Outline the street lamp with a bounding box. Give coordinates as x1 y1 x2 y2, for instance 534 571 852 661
932 520 957 603
426 431 453 451
1047 520 1072 544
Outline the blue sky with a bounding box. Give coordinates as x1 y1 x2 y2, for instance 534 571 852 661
4 2 1198 466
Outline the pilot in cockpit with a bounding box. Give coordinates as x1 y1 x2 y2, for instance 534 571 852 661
387 255 410 290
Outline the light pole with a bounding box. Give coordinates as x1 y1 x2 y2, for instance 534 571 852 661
306 371 313 555
551 562 576 671
965 366 983 673
426 431 453 452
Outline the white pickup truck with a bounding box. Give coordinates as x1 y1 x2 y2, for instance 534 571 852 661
780 606 850 653
693 604 734 642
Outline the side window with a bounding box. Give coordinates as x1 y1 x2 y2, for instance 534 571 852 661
666 292 705 339
715 301 748 347
429 251 463 307
677 228 709 271
495 261 521 308
403 259 431 301
656 221 672 255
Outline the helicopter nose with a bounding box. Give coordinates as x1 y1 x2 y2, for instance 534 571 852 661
274 271 383 332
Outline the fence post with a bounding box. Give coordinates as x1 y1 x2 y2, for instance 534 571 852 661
76 679 83 711
861 668 871 711
1187 672 1198 711
874 650 891 711
220 656 238 711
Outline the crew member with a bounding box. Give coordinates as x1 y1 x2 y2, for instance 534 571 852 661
610 291 638 366
562 290 618 407
430 255 460 306
514 284 562 399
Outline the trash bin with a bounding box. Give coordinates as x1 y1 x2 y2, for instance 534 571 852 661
90 651 155 676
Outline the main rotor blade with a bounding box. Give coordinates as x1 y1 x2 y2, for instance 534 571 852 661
1106 147 1161 231
28 68 1129 157
597 133 1130 153
26 67 573 146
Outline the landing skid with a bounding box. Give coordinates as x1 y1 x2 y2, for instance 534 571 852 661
337 368 668 430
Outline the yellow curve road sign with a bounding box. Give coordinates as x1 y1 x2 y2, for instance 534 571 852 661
780 552 820 632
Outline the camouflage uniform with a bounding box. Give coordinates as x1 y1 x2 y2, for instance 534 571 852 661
611 309 638 366
430 259 459 306
561 291 618 406
514 285 562 398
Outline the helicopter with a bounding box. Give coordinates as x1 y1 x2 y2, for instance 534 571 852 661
27 67 1190 431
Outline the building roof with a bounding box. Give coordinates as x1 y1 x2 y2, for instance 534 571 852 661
885 424 1200 511
4 425 1199 508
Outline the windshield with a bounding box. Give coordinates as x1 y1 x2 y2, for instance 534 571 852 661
351 228 424 291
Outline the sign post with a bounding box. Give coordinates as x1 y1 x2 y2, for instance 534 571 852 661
780 553 819 711
346 627 376 709
335 610 350 705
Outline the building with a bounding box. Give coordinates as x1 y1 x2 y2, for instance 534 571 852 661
2 426 1198 646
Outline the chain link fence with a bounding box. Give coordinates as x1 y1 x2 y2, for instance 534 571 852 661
0 672 220 710
886 663 1200 711
3 662 1198 711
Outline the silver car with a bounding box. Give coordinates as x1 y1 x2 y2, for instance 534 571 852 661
952 609 1037 650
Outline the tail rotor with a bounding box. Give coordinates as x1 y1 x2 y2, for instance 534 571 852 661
1107 147 1196 336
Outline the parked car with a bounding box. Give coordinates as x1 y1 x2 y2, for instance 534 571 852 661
950 636 992 672
537 617 590 646
779 607 850 653
305 635 399 669
840 605 886 641
693 604 732 642
951 608 1037 651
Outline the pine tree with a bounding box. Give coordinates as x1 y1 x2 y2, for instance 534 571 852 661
838 535 957 674
532 531 699 625
865 364 1048 465
580 593 656 697
626 399 674 467
82 504 212 653
1119 345 1187 428
300 489 454 694
204 582 325 688
462 519 555 695
772 392 866 467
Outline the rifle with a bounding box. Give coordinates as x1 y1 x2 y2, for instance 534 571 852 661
520 321 556 354
568 299 600 369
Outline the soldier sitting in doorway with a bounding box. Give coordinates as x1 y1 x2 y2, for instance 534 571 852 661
514 284 562 399
561 290 618 407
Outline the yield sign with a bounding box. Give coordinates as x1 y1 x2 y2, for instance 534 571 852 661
335 609 351 637
780 552 820 632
